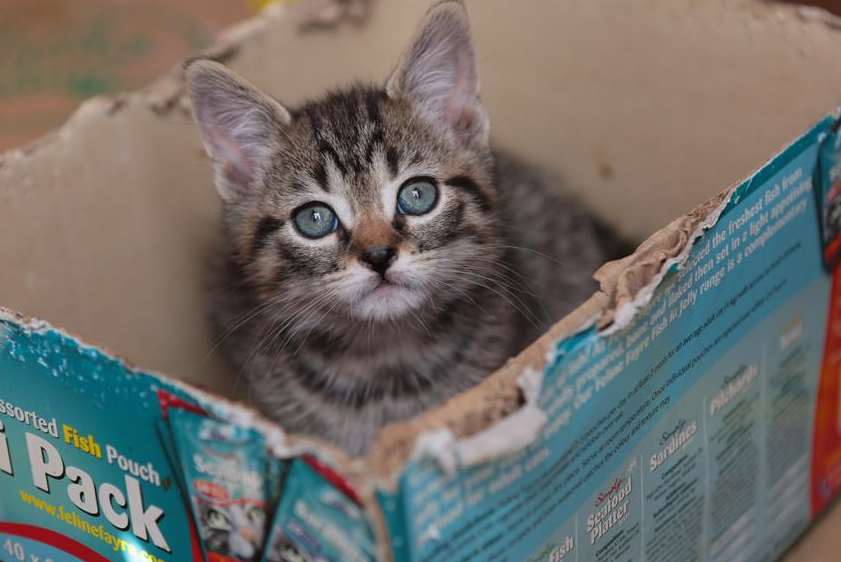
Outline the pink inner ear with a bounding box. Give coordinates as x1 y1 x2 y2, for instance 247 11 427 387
206 121 258 188
222 161 254 189
444 50 475 131
400 15 481 141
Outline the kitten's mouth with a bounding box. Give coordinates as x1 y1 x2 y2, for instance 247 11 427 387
350 275 426 320
372 278 400 292
369 279 411 300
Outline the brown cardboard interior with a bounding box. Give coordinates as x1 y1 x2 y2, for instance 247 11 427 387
1 1 841 558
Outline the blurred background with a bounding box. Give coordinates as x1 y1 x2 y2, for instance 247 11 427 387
1 0 840 152
0 0 261 150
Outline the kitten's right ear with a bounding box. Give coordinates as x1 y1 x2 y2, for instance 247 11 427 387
186 60 291 202
387 1 487 147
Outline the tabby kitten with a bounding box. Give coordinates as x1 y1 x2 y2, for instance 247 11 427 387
187 0 625 455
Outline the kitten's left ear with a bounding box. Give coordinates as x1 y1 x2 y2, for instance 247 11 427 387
186 60 292 202
386 1 488 147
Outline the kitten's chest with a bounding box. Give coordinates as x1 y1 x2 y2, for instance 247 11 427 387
287 315 514 405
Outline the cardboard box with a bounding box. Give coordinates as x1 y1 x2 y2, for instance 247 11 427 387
2 1 841 560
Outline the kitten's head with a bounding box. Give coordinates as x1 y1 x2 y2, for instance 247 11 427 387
188 1 500 325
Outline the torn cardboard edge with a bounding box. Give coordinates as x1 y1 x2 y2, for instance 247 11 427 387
143 3 285 116
407 367 547 477
597 105 841 334
792 3 841 29
596 191 731 334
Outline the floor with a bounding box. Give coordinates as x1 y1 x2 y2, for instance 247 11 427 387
0 0 258 151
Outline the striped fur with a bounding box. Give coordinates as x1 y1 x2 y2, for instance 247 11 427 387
189 1 627 455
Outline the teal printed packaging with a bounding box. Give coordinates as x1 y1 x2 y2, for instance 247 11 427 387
169 409 274 562
814 120 841 270
262 458 376 562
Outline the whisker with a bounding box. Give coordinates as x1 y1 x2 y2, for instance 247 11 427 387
201 291 293 364
444 267 543 328
484 243 566 267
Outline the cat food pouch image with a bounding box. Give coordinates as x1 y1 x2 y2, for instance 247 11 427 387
262 458 376 562
169 408 276 562
815 121 841 271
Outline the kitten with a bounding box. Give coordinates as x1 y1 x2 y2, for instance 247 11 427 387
187 0 628 455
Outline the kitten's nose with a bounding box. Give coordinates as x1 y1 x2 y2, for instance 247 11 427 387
360 245 396 275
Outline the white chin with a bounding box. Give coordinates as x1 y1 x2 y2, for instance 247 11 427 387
351 284 426 321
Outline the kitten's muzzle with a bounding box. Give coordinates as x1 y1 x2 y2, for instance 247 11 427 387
360 245 397 276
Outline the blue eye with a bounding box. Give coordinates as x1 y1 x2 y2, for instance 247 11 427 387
397 178 438 216
293 203 338 239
